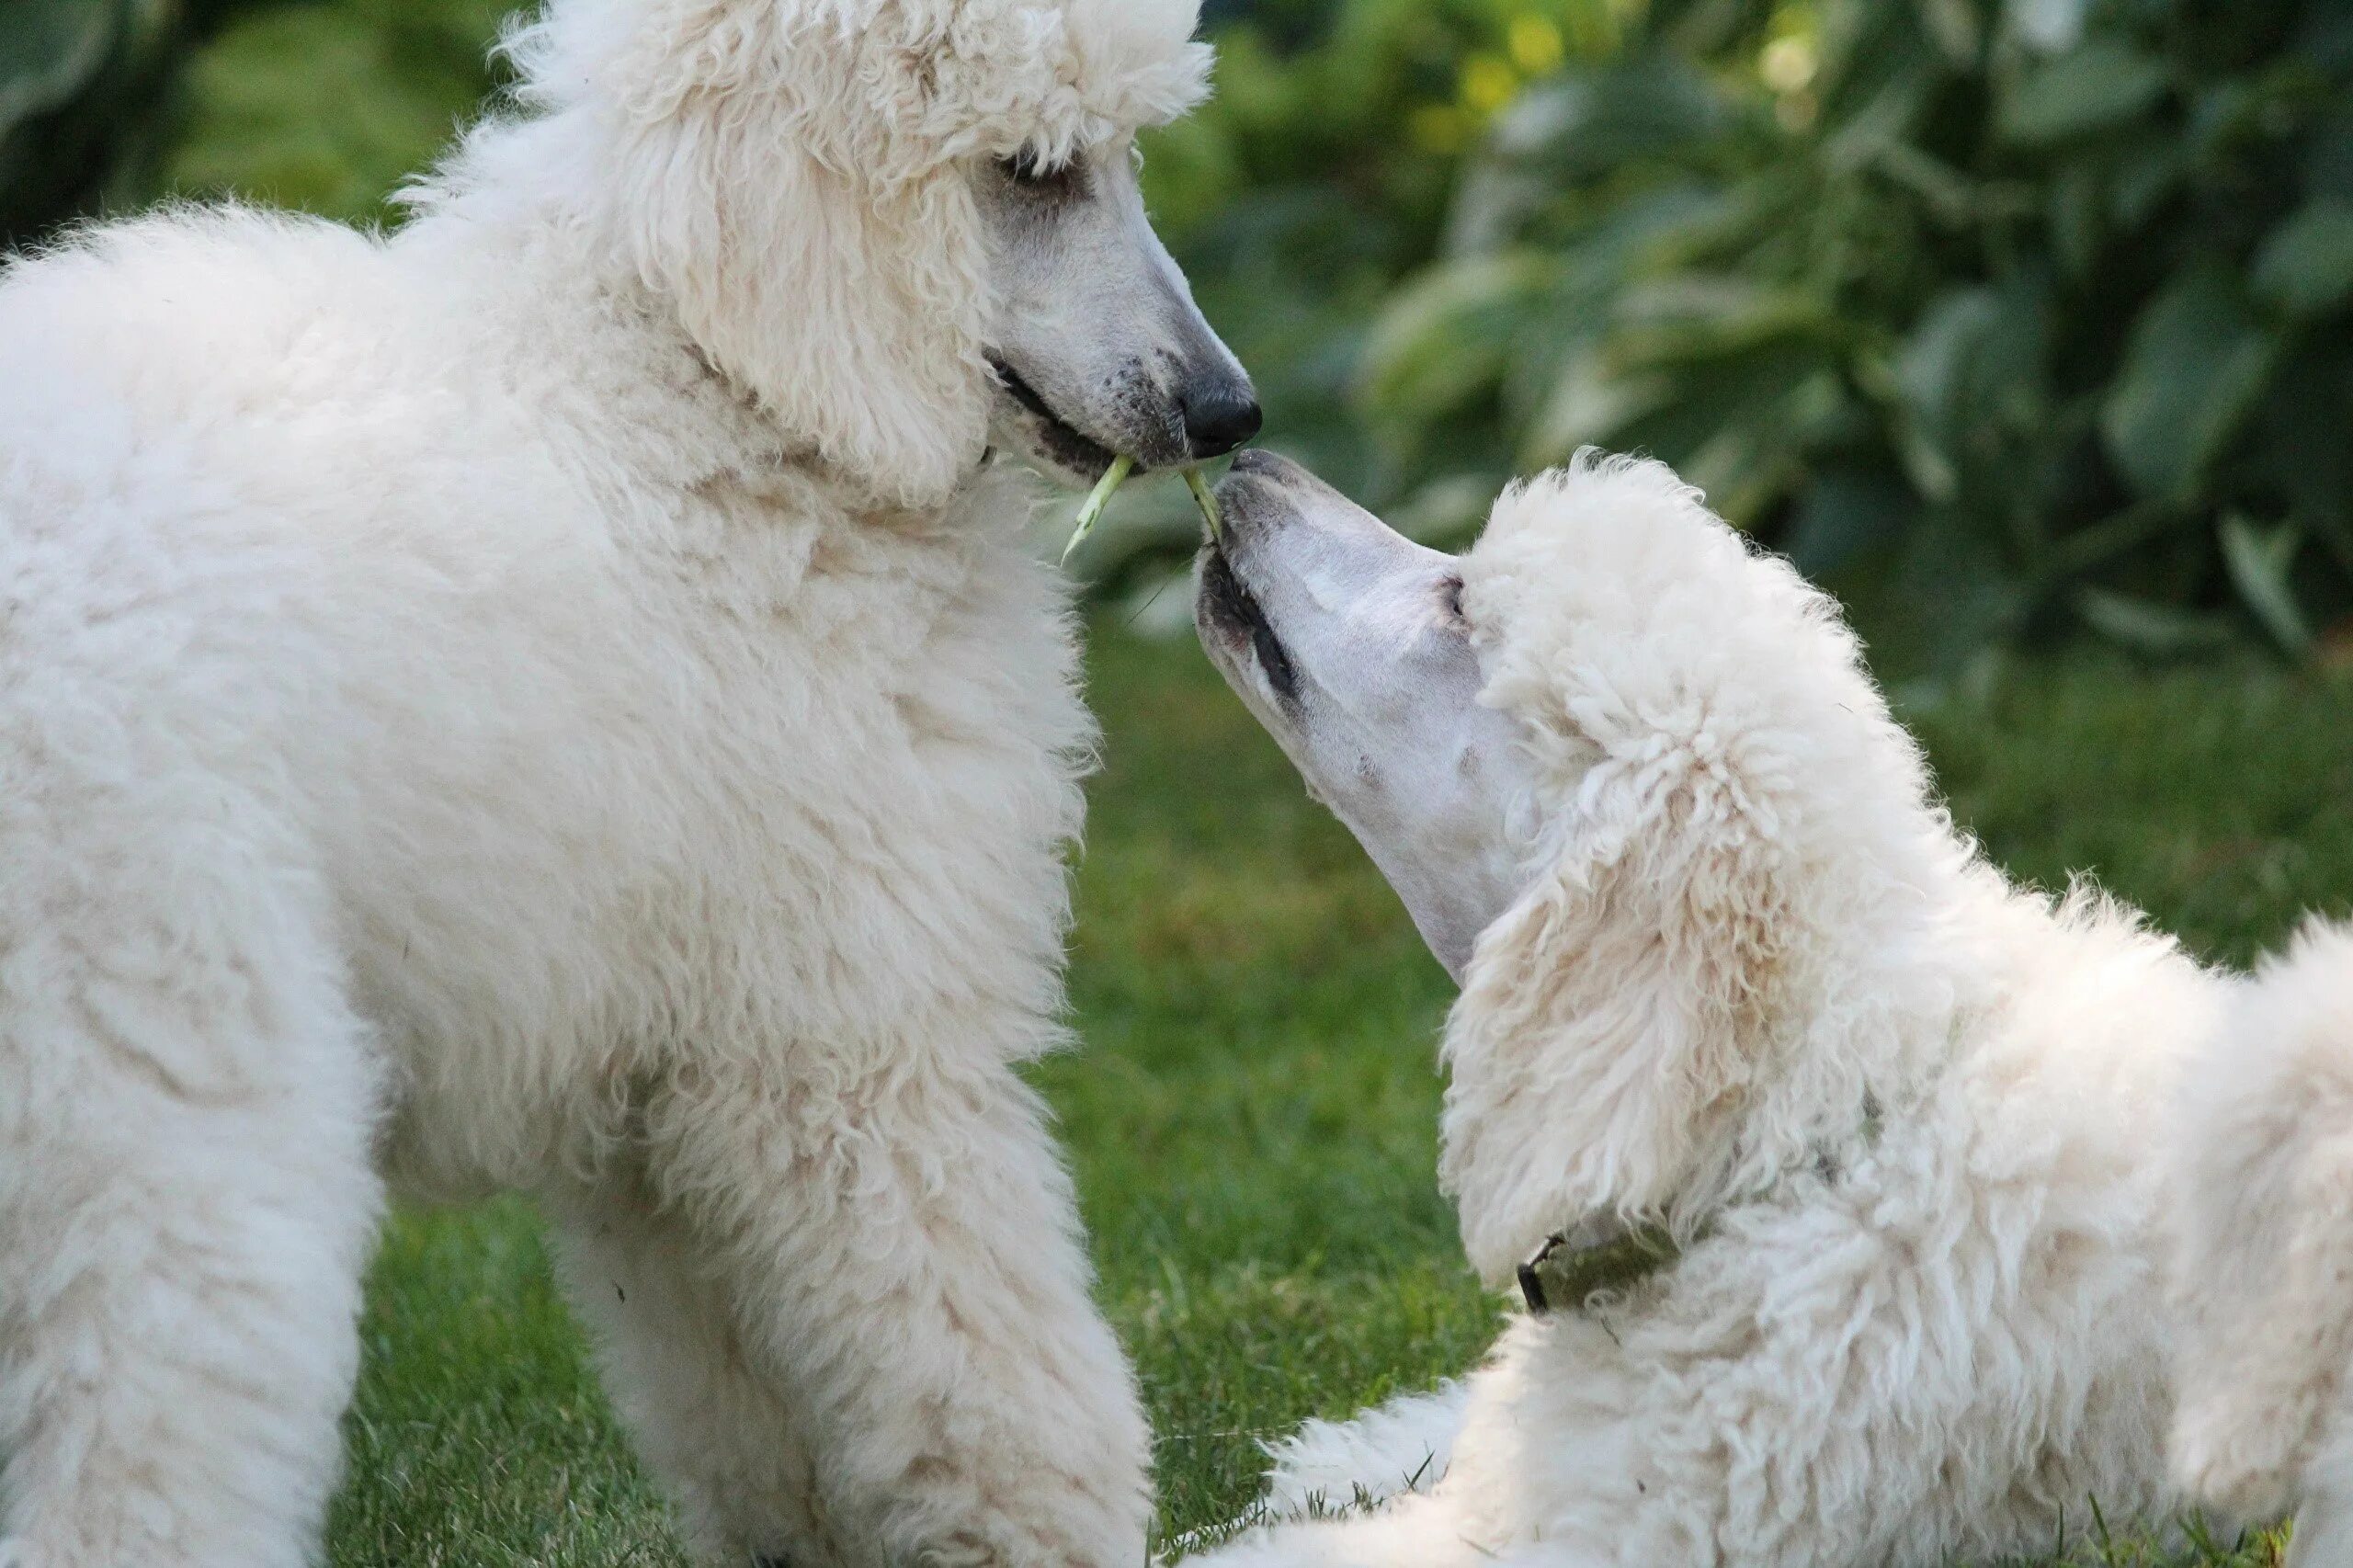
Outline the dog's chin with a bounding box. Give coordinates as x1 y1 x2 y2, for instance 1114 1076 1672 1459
984 358 1121 486
1193 544 1256 656
1194 543 1300 709
991 401 1119 486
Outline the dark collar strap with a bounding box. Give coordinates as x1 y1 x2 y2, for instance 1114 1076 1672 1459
1518 1221 1683 1315
1518 1089 1886 1316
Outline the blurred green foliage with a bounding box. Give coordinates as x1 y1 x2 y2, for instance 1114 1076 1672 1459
156 0 511 223
0 0 180 244
1142 0 2353 669
9 0 2350 665
0 0 507 242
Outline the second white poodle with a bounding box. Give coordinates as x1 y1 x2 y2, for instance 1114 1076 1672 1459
1183 449 2221 1566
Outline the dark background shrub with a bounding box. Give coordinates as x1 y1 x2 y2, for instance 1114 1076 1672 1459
1142 0 2353 674
8 0 2348 673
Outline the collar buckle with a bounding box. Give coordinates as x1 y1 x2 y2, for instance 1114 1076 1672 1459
1518 1221 1682 1315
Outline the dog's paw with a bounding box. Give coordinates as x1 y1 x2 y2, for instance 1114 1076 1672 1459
2172 1403 2302 1525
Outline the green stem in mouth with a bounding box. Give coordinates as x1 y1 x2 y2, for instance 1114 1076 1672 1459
1063 454 1134 565
1062 455 1224 565
1184 465 1222 541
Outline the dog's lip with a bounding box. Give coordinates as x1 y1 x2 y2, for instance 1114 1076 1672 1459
1195 540 1258 642
985 353 1119 473
1197 541 1298 702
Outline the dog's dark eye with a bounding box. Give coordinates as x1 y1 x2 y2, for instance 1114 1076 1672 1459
1000 148 1081 195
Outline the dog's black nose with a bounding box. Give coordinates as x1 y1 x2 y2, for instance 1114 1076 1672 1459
1181 376 1264 460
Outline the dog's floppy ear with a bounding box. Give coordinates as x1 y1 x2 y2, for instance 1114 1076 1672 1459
579 0 999 508
1430 456 1917 1287
1438 704 1796 1286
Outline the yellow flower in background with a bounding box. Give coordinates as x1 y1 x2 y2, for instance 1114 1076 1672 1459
1410 105 1471 153
1460 52 1518 115
1760 33 1817 95
1507 15 1566 76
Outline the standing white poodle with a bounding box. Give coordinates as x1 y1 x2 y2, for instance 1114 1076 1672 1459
0 2 1257 1564
2169 920 2353 1566
1181 450 2222 1566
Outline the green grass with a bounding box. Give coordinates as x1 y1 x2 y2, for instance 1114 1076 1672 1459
324 629 2353 1568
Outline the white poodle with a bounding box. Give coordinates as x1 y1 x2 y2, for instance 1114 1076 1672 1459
1183 449 2221 1566
0 2 1257 1564
2169 919 2353 1565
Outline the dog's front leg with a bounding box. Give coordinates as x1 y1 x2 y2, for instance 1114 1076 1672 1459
546 1174 832 1565
631 1049 1149 1568
2289 1426 2353 1568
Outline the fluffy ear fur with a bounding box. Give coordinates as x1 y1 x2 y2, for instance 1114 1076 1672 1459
1437 660 1798 1286
493 0 1209 510
1437 455 1930 1286
588 0 993 507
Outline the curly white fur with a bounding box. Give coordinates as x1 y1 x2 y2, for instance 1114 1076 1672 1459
2168 919 2353 1562
0 3 1210 1564
1188 455 2222 1567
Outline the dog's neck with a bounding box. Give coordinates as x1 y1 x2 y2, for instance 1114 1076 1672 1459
1441 829 1995 1287
392 116 1001 522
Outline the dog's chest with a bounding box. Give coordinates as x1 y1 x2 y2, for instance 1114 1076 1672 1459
353 480 1088 1191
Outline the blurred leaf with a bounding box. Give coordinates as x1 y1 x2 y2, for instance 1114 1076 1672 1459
1522 344 1673 464
2072 585 2238 655
1870 140 1984 228
1786 467 1920 577
1537 180 1746 279
1892 281 2052 503
2107 136 2182 230
1358 252 1552 425
2309 97 2353 202
1602 275 1839 366
1920 0 1984 67
1893 290 1998 501
1600 343 1844 522
2303 6 2353 74
2007 0 2089 54
2220 515 2313 654
1 0 180 240
1138 114 1246 239
1816 41 1936 167
2047 158 2104 277
1677 368 1847 523
2254 342 2353 531
1997 39 2170 146
1386 472 1500 542
1851 521 2032 678
1487 52 1732 182
2101 265 2276 500
0 0 118 129
2252 199 2353 317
